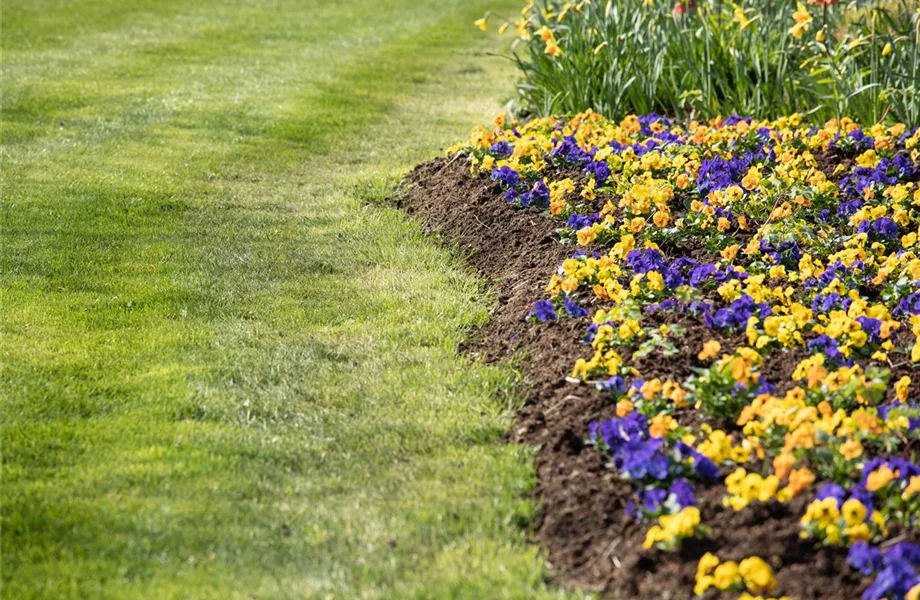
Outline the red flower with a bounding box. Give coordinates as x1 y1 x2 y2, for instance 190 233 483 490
673 1 686 15
807 0 837 6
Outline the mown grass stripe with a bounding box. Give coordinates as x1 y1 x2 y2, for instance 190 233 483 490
1 1 584 598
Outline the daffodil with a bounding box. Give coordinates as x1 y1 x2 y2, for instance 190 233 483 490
732 4 753 29
789 3 812 39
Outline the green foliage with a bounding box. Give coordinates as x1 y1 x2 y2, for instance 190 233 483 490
632 324 685 360
684 358 761 420
487 0 920 124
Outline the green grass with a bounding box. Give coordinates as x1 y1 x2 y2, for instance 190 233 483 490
0 2 588 598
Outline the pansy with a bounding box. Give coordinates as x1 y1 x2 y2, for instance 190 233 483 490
490 165 520 187
530 299 557 322
849 542 920 600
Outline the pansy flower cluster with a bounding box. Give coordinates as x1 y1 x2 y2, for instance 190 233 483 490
847 541 920 600
452 110 920 597
588 412 718 550
694 553 780 597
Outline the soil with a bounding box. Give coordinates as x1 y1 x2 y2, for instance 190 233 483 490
397 156 909 600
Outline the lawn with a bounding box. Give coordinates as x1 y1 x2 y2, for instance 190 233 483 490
0 1 584 598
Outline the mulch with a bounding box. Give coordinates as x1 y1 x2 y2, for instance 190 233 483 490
397 156 896 600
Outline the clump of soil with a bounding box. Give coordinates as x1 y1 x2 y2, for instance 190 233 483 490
398 157 877 600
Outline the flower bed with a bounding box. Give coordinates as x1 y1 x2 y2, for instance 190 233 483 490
406 112 920 599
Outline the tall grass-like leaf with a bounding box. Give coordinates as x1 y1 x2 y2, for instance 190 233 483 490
491 0 920 124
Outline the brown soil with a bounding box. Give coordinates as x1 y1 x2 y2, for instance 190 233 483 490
397 157 886 600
